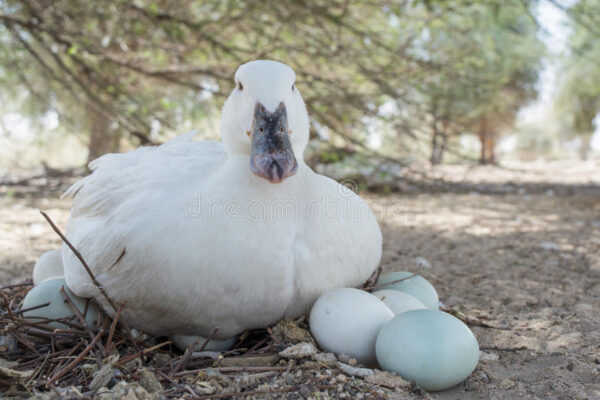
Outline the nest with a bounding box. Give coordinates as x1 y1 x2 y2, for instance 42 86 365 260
0 282 418 399
0 213 420 399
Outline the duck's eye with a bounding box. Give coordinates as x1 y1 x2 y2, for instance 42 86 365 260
238 81 244 91
291 84 295 91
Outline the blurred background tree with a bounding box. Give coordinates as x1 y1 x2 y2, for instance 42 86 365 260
0 0 596 174
553 0 600 160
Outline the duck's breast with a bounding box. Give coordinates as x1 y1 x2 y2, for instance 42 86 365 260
63 150 381 337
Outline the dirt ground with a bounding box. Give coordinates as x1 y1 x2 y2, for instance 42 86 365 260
1 160 599 399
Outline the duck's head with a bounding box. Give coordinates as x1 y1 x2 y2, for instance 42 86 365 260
221 60 309 183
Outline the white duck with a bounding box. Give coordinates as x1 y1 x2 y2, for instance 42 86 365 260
39 60 382 340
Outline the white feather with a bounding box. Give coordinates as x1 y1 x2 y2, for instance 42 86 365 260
61 61 382 338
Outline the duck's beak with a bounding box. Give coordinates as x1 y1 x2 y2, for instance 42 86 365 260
249 101 298 183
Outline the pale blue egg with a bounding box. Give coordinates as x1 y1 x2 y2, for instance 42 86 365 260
21 278 100 329
32 249 63 286
310 288 394 366
376 310 479 391
372 289 427 315
376 272 439 309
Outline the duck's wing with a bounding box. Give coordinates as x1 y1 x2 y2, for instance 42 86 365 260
62 131 226 301
64 130 210 199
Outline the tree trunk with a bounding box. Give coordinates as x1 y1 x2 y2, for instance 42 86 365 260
430 129 440 165
486 133 495 164
430 117 447 165
86 106 121 163
431 133 448 165
478 119 495 165
478 120 486 164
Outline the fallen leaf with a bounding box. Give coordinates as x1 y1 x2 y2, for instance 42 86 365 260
279 342 317 359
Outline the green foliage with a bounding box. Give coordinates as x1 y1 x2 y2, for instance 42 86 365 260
555 0 600 136
403 0 544 163
552 0 600 158
319 151 343 164
0 0 543 163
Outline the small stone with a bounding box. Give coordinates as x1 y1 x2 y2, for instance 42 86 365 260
299 385 312 398
299 361 320 369
479 351 499 361
122 356 142 371
338 354 352 364
348 358 358 366
90 366 116 391
272 319 314 344
285 374 295 385
0 336 17 353
312 352 338 366
152 353 171 368
478 372 491 383
365 370 410 388
81 363 99 376
540 241 559 251
90 355 119 391
498 379 516 390
96 381 152 400
415 257 431 269
139 368 163 393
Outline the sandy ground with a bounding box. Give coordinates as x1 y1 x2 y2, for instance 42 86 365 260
1 160 599 399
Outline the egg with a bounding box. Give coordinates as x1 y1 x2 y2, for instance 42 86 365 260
171 334 238 352
376 309 479 391
21 278 100 329
309 288 394 366
372 289 427 315
32 249 64 286
376 272 439 309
